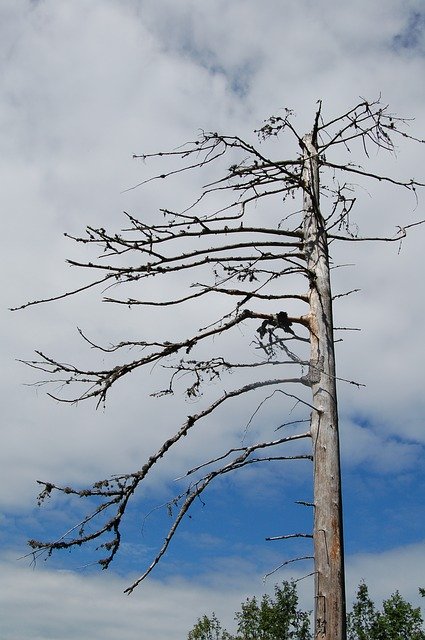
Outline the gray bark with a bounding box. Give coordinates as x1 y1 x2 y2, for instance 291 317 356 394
302 133 346 640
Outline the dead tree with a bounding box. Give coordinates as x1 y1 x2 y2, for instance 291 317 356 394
14 99 424 640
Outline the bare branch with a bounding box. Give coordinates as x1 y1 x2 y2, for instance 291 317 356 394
263 556 314 581
332 289 361 300
266 533 313 541
104 285 309 307
10 274 115 311
323 161 424 190
124 433 312 594
329 219 425 242
177 431 312 479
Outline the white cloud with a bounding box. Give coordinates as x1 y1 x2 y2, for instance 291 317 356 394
346 541 425 610
0 552 235 640
2 0 424 487
340 418 422 472
1 541 424 639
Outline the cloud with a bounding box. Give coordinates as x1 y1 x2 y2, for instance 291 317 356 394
1 541 424 639
346 541 425 609
341 418 423 473
0 552 243 640
393 8 425 53
3 0 424 486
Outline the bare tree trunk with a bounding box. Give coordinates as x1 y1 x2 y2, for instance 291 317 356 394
302 133 346 640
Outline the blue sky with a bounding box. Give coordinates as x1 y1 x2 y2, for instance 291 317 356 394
1 1 425 638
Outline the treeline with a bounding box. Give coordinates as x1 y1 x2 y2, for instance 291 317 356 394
187 581 425 640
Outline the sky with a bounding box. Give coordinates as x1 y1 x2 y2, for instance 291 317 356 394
1 1 425 638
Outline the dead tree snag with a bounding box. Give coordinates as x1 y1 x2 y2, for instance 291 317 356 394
14 98 424 639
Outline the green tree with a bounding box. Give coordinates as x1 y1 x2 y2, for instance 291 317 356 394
189 582 425 640
188 612 232 640
347 582 425 640
188 581 311 640
347 582 379 640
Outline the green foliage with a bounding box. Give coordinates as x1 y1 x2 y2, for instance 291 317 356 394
347 582 425 640
188 581 425 640
188 613 232 640
234 582 311 640
347 582 379 640
188 581 311 640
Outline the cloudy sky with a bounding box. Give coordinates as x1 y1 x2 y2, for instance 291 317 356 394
2 1 425 638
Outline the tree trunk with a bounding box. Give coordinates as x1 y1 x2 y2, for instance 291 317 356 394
302 133 346 640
